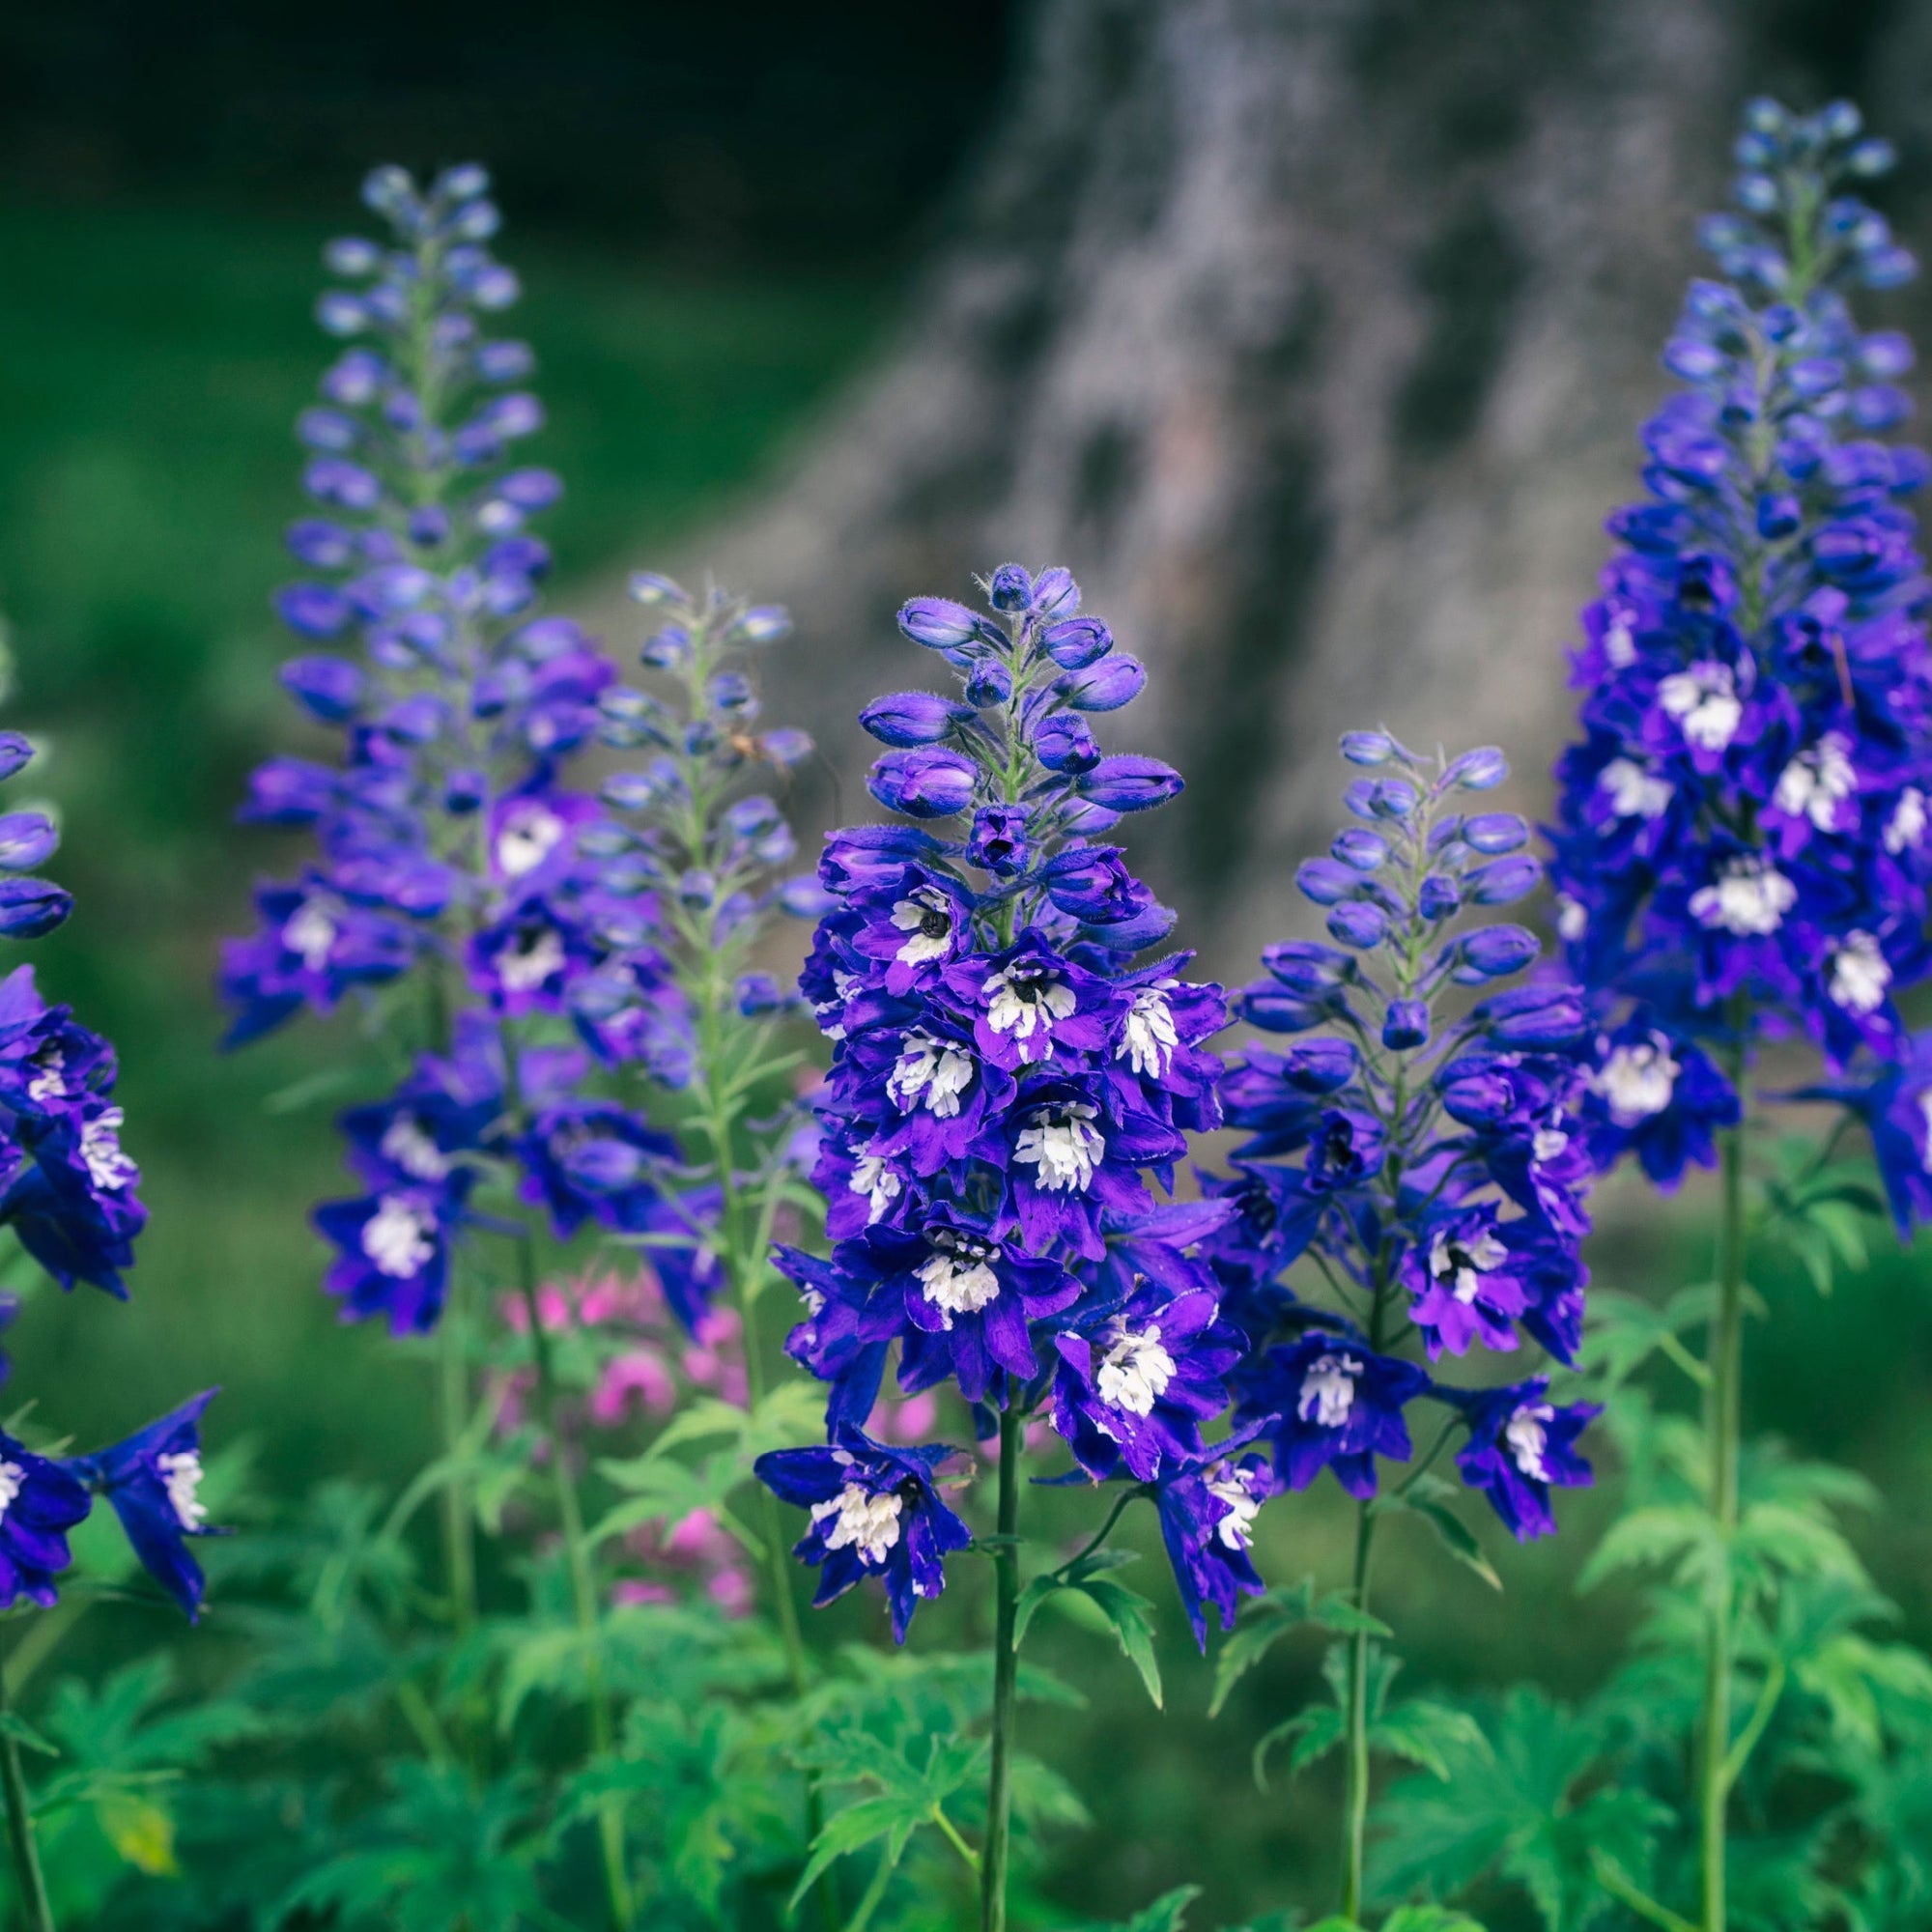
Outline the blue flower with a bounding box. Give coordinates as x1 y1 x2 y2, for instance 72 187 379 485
315 1175 472 1333
754 1427 972 1641
0 1433 90 1608
1236 1329 1430 1500
1453 1378 1599 1540
69 1391 223 1619
1151 1427 1278 1647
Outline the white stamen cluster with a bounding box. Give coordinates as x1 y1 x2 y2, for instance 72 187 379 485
497 925 566 993
1094 1321 1176 1416
1013 1103 1104 1192
1690 855 1796 935
1204 1464 1264 1550
981 962 1077 1058
1599 757 1673 820
0 1461 24 1522
1773 731 1858 831
497 802 568 878
916 1238 1001 1322
1829 930 1891 1014
379 1113 451 1181
1886 786 1927 855
361 1196 437 1278
26 1051 65 1104
887 1030 976 1117
1297 1352 1361 1429
810 1483 903 1566
281 895 341 971
157 1449 209 1529
80 1108 138 1192
1658 662 1742 752
890 887 957 967
1118 981 1179 1078
1429 1227 1509 1304
848 1151 903 1224
1592 1034 1678 1125
1505 1403 1555 1482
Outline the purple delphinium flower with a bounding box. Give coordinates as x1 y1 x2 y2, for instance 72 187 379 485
316 1175 471 1334
1548 107 1932 1208
1151 1427 1279 1647
765 565 1230 1638
69 1390 223 1619
1452 1378 1599 1541
753 1427 972 1642
0 1432 90 1608
1237 1329 1429 1499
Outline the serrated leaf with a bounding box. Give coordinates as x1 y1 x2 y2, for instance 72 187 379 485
1079 1577 1164 1709
1208 1580 1316 1718
1253 1707 1345 1790
1410 1498 1502 1591
1370 1698 1489 1781
0 1711 57 1756
1080 1885 1203 1932
1576 1504 1712 1593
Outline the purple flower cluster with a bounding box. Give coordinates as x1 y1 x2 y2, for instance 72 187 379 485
757 566 1256 1640
1548 100 1932 1219
220 168 819 1335
1204 734 1599 1542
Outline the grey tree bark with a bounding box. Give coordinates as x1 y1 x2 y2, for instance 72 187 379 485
592 0 1932 974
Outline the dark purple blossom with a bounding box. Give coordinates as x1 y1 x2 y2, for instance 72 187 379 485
1453 1378 1600 1541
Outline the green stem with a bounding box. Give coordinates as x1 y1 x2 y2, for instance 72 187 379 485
980 1406 1023 1932
439 1273 478 1642
1698 1011 1750 1932
0 1647 54 1932
512 1233 633 1932
1340 1501 1378 1924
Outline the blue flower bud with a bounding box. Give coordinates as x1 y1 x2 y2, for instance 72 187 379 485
1042 617 1113 668
324 236 384 276
969 805 1031 877
0 734 33 782
1239 986 1326 1033
965 662 1012 708
735 973 785 1016
280 654 366 722
1052 655 1142 716
1463 812 1528 855
1261 940 1352 992
383 694 446 745
988 564 1033 611
1755 492 1802 539
1030 567 1080 618
0 813 57 873
867 749 978 818
640 625 690 669
1476 983 1586 1046
1272 1037 1359 1092
1036 715 1100 774
1442 747 1507 791
1457 924 1540 980
1734 173 1779 215
1340 730 1395 765
1382 999 1430 1049
1328 900 1387 949
1438 1071 1515 1127
1332 827 1388 871
275 583 355 639
443 769 487 814
629 571 686 608
1468 856 1541 904
1848 137 1897 178
1078 756 1181 812
761 728 813 769
0 878 71 938
780 875 838 919
1296 859 1357 906
725 605 789 644
1369 778 1419 819
898 597 985 650
1418 873 1461 921
862 692 957 749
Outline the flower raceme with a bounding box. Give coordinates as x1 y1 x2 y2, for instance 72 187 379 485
759 565 1244 1642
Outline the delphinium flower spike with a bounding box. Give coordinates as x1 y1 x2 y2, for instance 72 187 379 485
219 163 707 1932
755 565 1237 1932
1548 99 1932 1931
1200 730 1598 1922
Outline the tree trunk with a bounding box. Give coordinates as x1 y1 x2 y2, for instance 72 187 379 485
596 0 1932 971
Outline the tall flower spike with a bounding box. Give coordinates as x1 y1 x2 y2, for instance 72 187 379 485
1203 731 1600 1924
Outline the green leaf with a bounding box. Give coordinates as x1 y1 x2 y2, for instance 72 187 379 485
1371 1698 1489 1780
0 1711 58 1756
1208 1580 1315 1718
1252 1706 1345 1790
1575 1504 1712 1593
1078 1577 1164 1710
1078 1885 1203 1932
1408 1497 1502 1591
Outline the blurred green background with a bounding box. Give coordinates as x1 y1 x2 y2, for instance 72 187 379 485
7 4 1932 1925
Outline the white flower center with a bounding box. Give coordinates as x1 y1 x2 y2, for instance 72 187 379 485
497 926 566 993
379 1114 450 1180
887 1030 976 1117
282 896 340 970
1919 1090 1932 1176
1829 930 1890 1014
1690 857 1796 936
1593 1036 1678 1125
1556 894 1587 942
1205 1465 1264 1550
0 1462 24 1521
890 887 956 966
497 802 567 878
810 1483 902 1565
916 1245 1001 1322
156 1449 208 1530
1774 732 1858 831
26 1051 65 1104
981 962 1077 1058
1532 1125 1570 1162
1505 1403 1555 1482
1429 1228 1509 1303
1886 787 1927 856
848 1151 902 1224
1118 981 1179 1079
1296 1353 1361 1429
1095 1321 1176 1416
80 1108 138 1192
1599 757 1673 819
1603 608 1636 669
1013 1103 1104 1192
1658 663 1742 752
362 1196 437 1277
